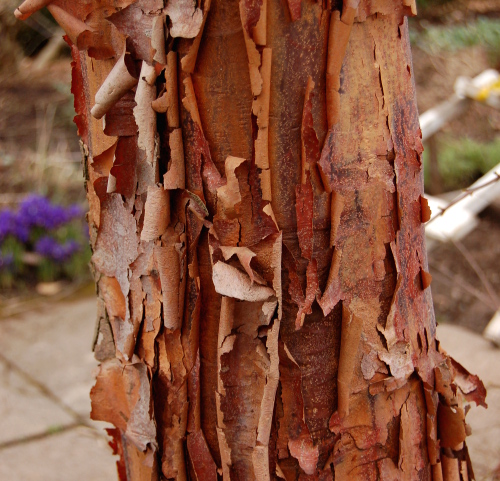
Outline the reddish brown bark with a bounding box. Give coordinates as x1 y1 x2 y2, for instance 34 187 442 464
16 0 486 480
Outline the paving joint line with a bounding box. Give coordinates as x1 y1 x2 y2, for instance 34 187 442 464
0 423 81 450
0 352 103 436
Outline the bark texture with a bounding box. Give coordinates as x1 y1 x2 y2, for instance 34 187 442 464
16 0 487 480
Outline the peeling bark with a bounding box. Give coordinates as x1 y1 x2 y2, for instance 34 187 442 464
17 0 487 479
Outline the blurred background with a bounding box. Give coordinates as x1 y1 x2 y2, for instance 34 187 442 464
0 0 499 479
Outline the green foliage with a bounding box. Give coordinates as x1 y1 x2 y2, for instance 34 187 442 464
415 0 453 11
410 17 500 63
424 136 500 191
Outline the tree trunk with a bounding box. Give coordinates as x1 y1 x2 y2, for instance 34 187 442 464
16 1 487 480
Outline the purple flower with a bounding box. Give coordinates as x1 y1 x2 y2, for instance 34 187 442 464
0 210 16 240
1 195 86 245
35 236 81 261
65 204 84 220
0 209 30 242
17 195 53 229
16 195 85 231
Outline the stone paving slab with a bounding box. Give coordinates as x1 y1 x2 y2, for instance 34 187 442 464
437 323 500 481
0 296 498 480
0 359 75 445
0 297 99 417
0 426 116 481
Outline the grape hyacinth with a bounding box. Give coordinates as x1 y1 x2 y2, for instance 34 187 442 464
0 193 88 283
35 237 80 262
16 194 84 231
0 195 84 243
0 209 30 243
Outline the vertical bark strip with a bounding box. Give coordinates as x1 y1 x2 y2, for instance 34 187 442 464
16 0 487 479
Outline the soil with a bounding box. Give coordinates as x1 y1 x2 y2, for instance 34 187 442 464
0 60 78 152
0 27 499 335
411 41 500 334
429 201 500 333
413 44 500 141
0 59 84 205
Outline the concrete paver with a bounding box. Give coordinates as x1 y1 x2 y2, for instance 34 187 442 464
0 426 117 481
0 297 100 416
0 359 74 445
0 296 498 480
437 323 500 481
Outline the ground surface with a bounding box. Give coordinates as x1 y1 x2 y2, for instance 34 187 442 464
0 296 498 480
430 202 500 332
0 296 116 481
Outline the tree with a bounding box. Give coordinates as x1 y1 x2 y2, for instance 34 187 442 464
16 1 487 479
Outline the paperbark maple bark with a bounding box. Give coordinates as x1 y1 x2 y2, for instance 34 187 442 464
16 1 487 480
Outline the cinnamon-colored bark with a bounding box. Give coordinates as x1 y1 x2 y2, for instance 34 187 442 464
16 0 486 479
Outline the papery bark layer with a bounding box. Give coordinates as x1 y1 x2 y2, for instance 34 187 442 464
17 0 486 479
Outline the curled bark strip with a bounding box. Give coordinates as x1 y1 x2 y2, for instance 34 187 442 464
108 136 137 200
179 0 211 74
108 4 157 63
91 359 157 451
47 4 91 46
121 441 159 481
152 52 180 128
99 277 126 323
278 340 319 474
252 317 281 480
240 0 263 38
99 275 138 360
337 304 363 418
300 77 320 185
253 48 272 200
290 257 320 331
182 76 203 129
253 0 267 46
216 298 278 479
420 195 432 223
165 0 204 38
286 0 301 21
91 52 138 119
216 156 244 216
154 242 181 330
138 275 162 368
320 221 344 314
69 43 88 144
240 0 263 97
15 0 137 21
135 61 158 168
421 268 432 289
399 387 427 476
186 430 218 480
156 329 189 480
92 192 138 296
219 246 263 285
15 0 53 20
141 185 170 241
151 15 166 64
163 129 186 190
448 357 487 408
326 4 358 129
212 261 275 302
